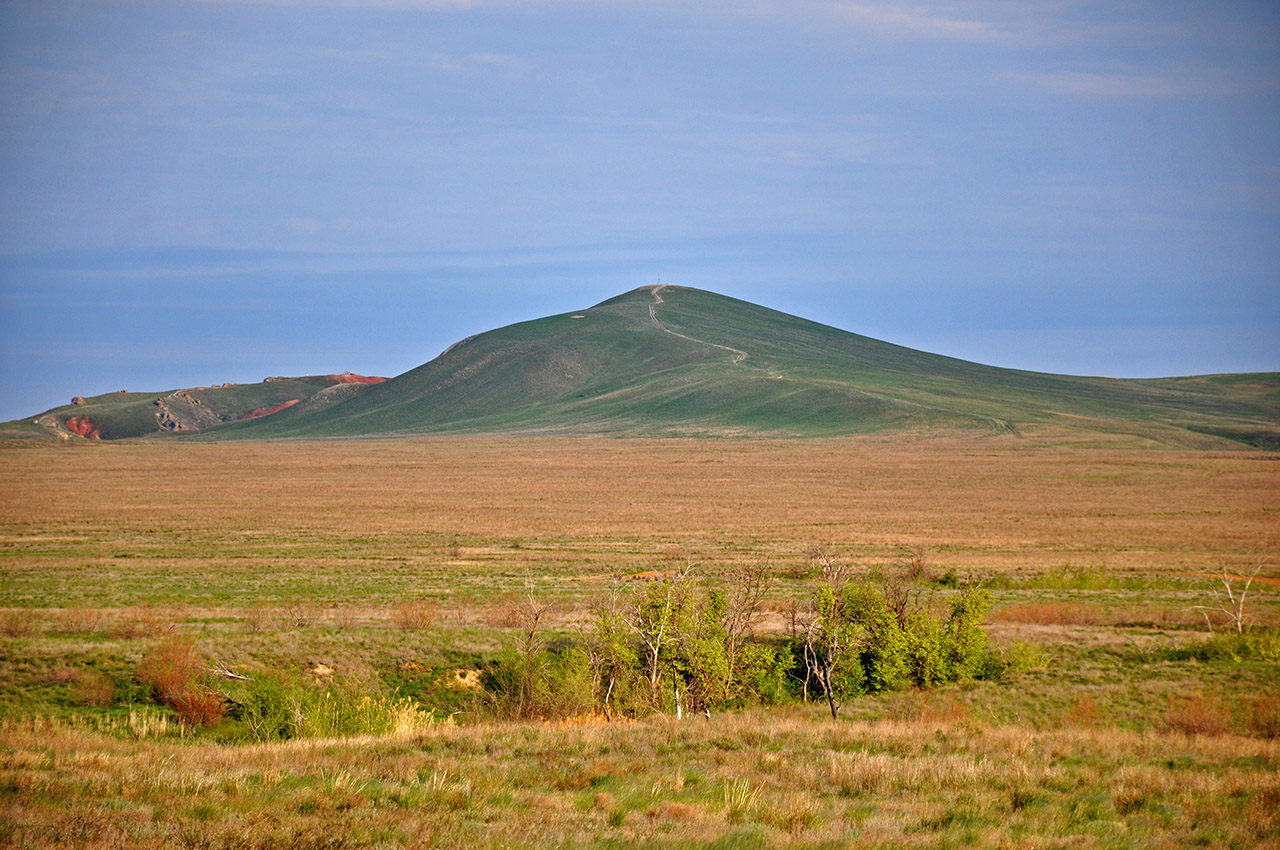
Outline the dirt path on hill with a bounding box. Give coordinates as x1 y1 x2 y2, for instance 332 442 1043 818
648 285 749 365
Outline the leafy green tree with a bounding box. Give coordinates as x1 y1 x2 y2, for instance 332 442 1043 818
844 582 909 694
583 585 642 719
802 560 865 719
943 584 991 680
678 589 731 716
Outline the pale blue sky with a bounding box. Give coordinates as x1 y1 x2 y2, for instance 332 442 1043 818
1 1 1277 420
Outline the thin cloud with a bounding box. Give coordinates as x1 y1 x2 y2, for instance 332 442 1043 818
1008 68 1263 97
829 2 999 42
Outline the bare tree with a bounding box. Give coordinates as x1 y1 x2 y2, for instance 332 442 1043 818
1195 557 1268 635
720 561 771 703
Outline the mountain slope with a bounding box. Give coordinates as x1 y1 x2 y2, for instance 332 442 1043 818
212 285 1280 446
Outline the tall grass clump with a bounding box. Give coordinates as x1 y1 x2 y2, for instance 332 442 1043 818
227 673 432 741
1160 627 1280 663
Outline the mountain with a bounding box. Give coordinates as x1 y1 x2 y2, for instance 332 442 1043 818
5 285 1279 447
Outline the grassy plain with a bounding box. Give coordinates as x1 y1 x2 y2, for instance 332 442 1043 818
1 436 1278 848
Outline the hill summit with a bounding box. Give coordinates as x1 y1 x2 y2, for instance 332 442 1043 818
7 285 1279 446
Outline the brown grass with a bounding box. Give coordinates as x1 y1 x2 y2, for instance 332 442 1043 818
1065 693 1101 728
0 608 36 637
71 671 116 707
107 605 182 639
1 439 1276 583
0 438 1276 847
57 606 103 634
993 601 1109 626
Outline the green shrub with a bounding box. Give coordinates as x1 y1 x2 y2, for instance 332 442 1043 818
483 645 595 720
942 585 991 681
844 583 909 694
234 673 303 741
905 613 947 688
736 644 793 706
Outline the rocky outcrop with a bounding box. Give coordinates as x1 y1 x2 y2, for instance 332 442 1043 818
154 390 224 432
325 373 389 385
71 396 86 406
64 416 101 439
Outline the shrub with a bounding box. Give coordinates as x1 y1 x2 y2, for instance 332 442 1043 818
981 639 1046 678
234 673 302 741
0 608 37 637
1164 694 1232 736
60 606 102 634
170 690 226 727
136 637 224 726
904 612 947 688
483 645 594 720
736 643 793 706
1247 694 1280 739
843 582 908 694
391 598 439 631
137 637 204 705
110 604 181 639
943 585 991 680
1161 627 1280 663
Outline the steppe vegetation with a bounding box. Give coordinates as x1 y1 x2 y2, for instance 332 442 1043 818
1 437 1278 848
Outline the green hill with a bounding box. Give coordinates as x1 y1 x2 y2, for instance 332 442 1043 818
4 285 1276 446
0 374 387 443
208 285 1280 447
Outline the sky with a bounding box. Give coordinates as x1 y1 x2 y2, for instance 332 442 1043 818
1 0 1278 421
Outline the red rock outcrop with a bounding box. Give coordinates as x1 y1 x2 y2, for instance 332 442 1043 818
325 374 389 385
239 399 301 420
64 417 101 439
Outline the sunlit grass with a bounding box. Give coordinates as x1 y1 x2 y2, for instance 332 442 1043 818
0 438 1276 847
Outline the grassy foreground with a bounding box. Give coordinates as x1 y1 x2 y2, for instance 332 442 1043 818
1 437 1278 848
4 706 1279 849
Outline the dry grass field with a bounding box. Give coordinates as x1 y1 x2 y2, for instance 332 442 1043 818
1 436 1278 848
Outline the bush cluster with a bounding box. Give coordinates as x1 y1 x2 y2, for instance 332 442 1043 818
482 565 1013 721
